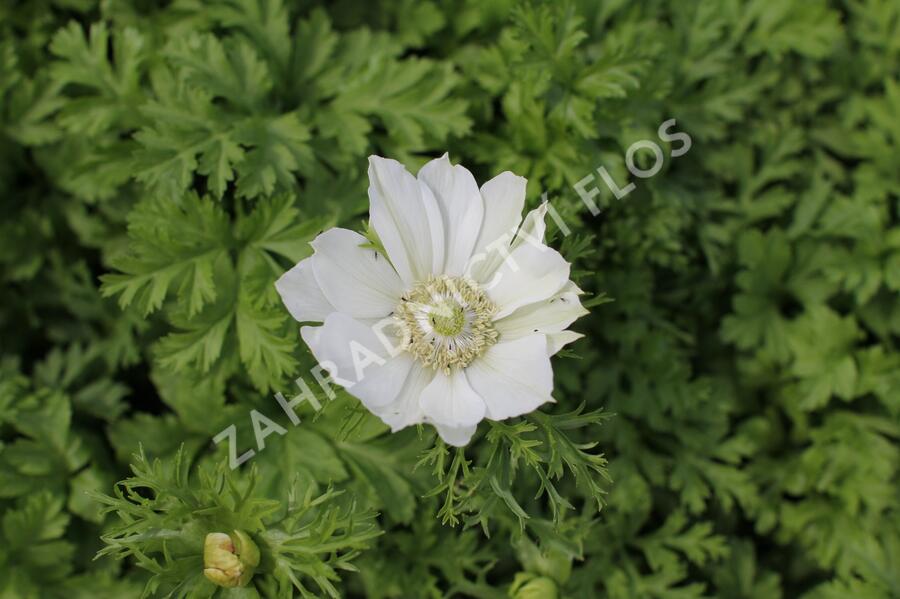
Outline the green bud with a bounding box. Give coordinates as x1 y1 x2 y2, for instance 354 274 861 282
203 530 260 588
512 536 572 584
509 573 558 599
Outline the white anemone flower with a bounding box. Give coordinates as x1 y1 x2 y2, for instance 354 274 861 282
275 155 588 446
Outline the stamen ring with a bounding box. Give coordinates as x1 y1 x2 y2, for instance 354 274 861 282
395 275 499 372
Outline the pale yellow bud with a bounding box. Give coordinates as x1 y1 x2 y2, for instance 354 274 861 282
203 530 260 587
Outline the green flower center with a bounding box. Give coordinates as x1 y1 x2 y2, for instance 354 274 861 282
395 275 499 372
430 300 466 336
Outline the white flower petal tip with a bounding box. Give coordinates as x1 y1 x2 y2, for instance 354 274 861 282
515 202 550 247
418 154 484 276
547 331 584 355
434 422 478 447
308 228 404 319
276 155 591 446
419 369 485 428
274 257 332 323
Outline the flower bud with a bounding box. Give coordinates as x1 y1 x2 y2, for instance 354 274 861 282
509 573 558 599
203 530 260 587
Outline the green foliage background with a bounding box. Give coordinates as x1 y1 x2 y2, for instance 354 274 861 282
1 0 898 597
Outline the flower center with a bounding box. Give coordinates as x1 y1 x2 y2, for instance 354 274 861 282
430 299 466 337
395 275 499 372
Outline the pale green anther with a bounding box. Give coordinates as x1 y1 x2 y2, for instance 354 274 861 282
203 530 260 588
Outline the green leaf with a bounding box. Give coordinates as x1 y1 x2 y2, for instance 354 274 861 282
234 112 313 198
101 195 231 317
49 23 146 136
165 33 271 111
1 492 74 580
338 435 419 524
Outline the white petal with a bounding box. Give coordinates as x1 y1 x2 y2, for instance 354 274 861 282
275 256 333 323
418 154 484 276
300 323 322 348
421 183 446 274
466 335 554 421
547 331 583 355
494 281 587 339
310 228 403 319
466 171 526 282
486 241 570 319
368 156 444 286
300 313 413 410
434 423 478 447
419 369 485 427
374 363 434 432
477 172 526 248
513 203 548 248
